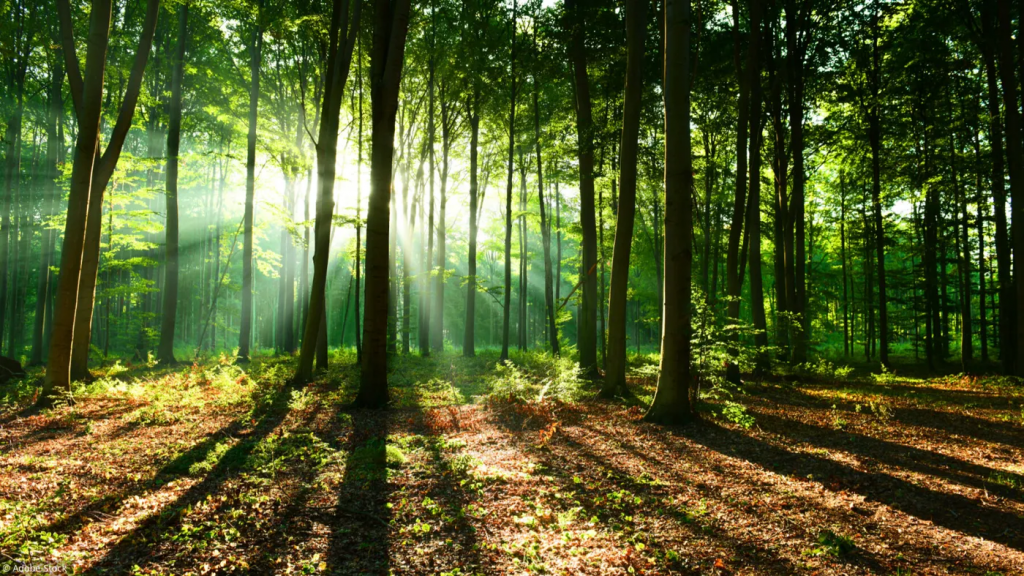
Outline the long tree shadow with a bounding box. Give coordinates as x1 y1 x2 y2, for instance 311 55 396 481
748 409 1024 503
747 384 1024 454
417 409 485 573
323 407 391 575
486 401 821 574
27 409 256 547
84 383 296 574
894 406 1024 449
758 380 1021 411
680 419 1024 552
589 413 1012 575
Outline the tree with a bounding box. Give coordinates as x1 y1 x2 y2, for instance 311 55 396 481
238 0 264 362
646 0 692 424
157 2 190 365
604 0 646 397
499 0 517 363
995 0 1024 376
354 0 411 407
41 0 159 402
295 0 363 383
566 0 598 378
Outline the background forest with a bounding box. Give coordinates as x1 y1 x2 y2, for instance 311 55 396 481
3 0 1024 574
3 0 1022 395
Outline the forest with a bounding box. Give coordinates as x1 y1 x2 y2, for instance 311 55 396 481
1 0 1023 573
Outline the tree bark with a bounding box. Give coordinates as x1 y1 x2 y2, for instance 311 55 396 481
995 0 1023 376
296 0 362 382
499 0 517 363
465 89 480 356
567 0 598 378
747 0 767 376
604 0 646 397
239 0 264 361
785 0 807 364
869 7 888 368
534 78 558 357
725 0 748 383
980 2 1011 373
42 0 113 401
157 2 188 365
355 0 410 406
646 0 692 424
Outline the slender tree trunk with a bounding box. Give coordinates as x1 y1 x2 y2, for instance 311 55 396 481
556 179 561 306
239 0 263 361
422 32 434 358
518 152 527 351
840 173 849 358
974 4 1007 368
465 90 480 356
747 0 767 375
355 37 364 359
646 0 692 424
499 0 517 363
156 3 188 364
604 0 646 396
953 124 972 368
42 0 113 401
996 0 1024 375
434 98 451 352
869 8 888 368
296 0 362 382
534 90 558 357
356 0 410 406
567 0 598 377
975 133 988 362
725 0 748 383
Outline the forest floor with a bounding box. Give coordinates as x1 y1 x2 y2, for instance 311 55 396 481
1 351 1023 575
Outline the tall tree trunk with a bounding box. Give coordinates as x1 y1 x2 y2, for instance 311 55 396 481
465 90 480 356
981 2 1012 373
434 96 451 352
996 0 1023 376
355 36 364 359
646 0 692 424
296 0 362 382
840 173 849 358
869 7 888 368
239 0 264 361
42 0 113 401
556 179 561 306
954 123 972 368
785 0 808 363
975 133 988 362
156 3 188 365
747 0 767 375
499 0 517 363
355 0 410 406
567 0 598 377
518 151 527 351
604 0 646 397
534 86 558 357
767 15 789 354
725 0 748 383
421 29 434 358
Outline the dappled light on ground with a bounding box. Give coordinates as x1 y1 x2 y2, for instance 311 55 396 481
1 353 1021 574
